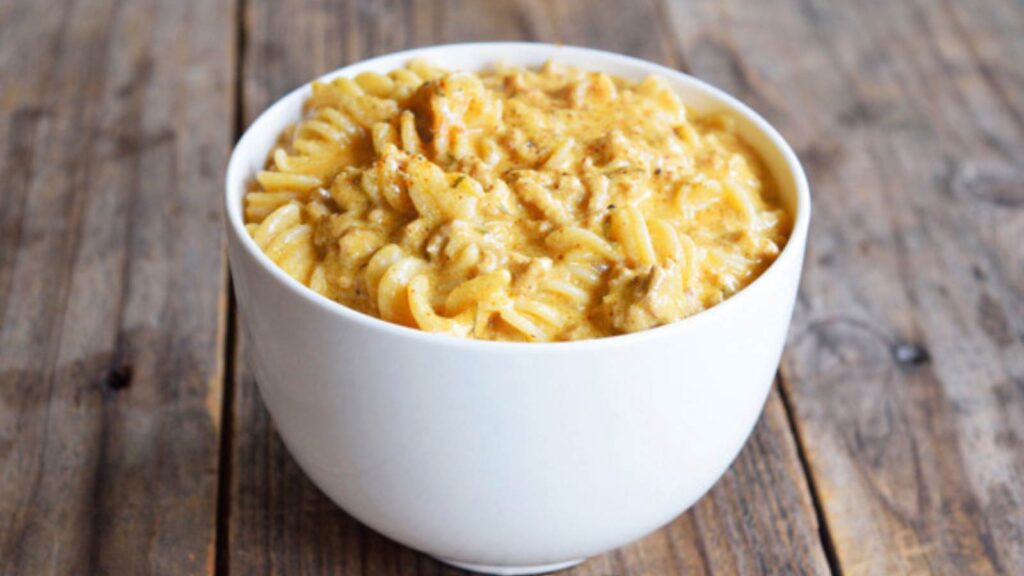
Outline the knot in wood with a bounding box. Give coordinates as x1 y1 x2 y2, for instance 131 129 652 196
891 342 929 367
102 364 134 392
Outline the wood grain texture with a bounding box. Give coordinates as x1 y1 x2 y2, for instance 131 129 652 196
0 0 234 574
226 0 829 574
13 0 1020 572
660 0 1024 573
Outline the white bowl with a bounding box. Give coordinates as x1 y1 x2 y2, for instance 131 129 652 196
226 43 810 575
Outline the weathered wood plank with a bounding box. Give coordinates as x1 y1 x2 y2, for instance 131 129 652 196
0 0 235 574
227 0 829 574
661 0 1024 572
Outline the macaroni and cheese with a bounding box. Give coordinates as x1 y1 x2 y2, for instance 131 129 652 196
244 60 790 341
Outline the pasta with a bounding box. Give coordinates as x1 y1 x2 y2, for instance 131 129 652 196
244 60 790 341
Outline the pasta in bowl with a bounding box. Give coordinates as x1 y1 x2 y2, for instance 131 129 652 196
226 43 809 575
244 59 790 341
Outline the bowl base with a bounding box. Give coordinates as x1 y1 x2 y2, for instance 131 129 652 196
435 557 585 575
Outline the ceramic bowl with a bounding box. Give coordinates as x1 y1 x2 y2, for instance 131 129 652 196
225 42 810 575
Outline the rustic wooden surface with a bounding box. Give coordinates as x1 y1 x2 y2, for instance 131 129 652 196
0 1 234 574
1 0 1022 574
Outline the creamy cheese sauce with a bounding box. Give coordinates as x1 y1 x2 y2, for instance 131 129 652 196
245 60 790 341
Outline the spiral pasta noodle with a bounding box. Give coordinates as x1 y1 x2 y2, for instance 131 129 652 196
244 59 790 341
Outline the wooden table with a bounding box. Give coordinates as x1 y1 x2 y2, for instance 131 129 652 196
1 0 1021 574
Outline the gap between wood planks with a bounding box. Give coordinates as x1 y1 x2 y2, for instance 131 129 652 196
775 382 842 576
214 0 247 575
214 290 237 576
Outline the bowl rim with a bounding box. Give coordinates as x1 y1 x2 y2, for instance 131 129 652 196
225 41 811 352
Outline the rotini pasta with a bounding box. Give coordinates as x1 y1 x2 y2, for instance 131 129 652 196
244 60 790 341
